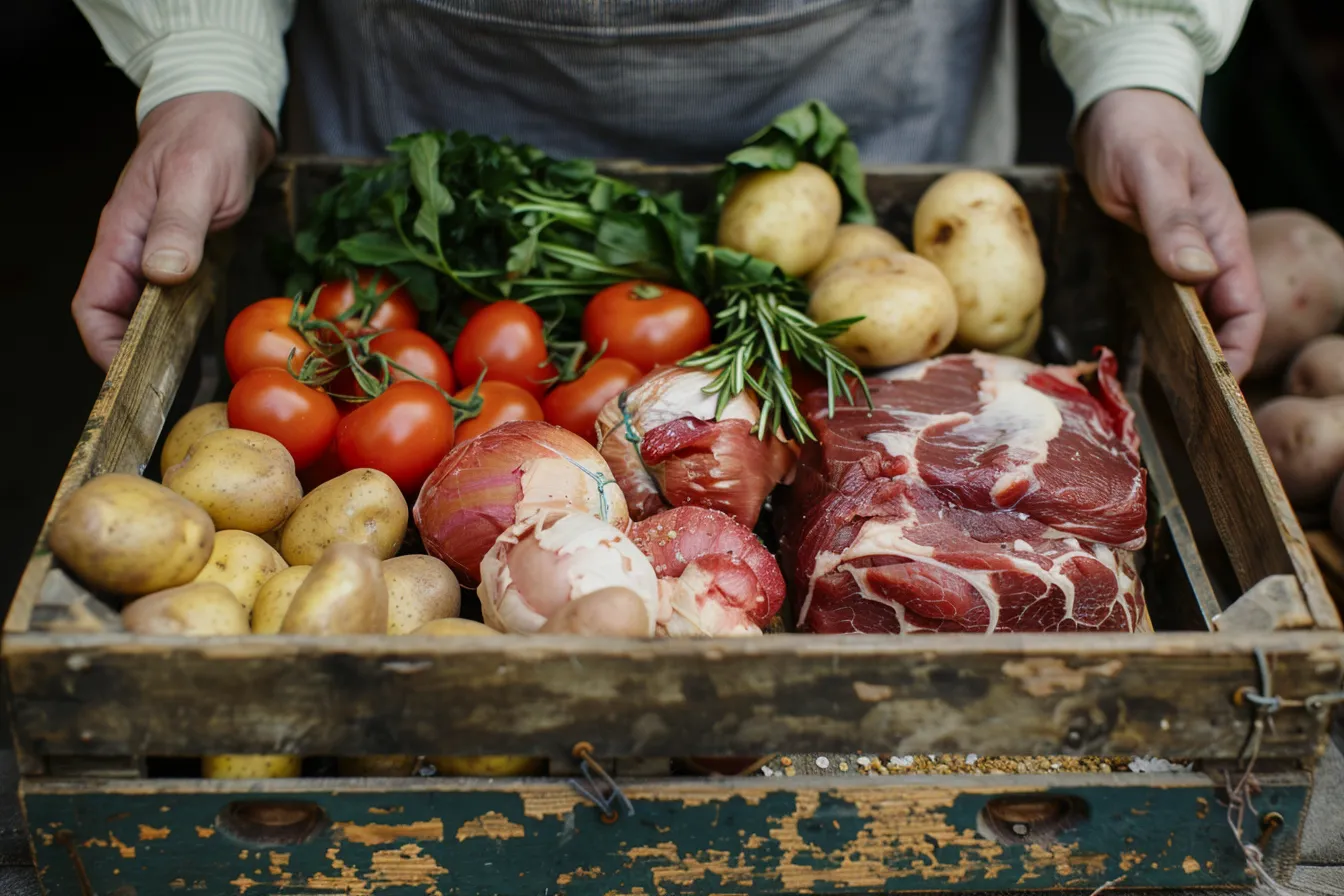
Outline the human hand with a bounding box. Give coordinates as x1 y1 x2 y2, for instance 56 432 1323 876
1076 88 1264 380
73 92 274 369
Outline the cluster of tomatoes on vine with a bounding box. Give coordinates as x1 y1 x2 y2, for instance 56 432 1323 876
223 268 715 495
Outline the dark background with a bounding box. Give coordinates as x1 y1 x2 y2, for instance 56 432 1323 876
2 3 1342 607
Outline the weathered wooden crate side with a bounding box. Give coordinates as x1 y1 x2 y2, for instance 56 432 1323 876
23 772 1311 895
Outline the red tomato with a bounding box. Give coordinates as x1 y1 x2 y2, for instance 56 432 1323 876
542 358 643 444
224 298 313 382
453 380 543 443
227 368 339 470
581 281 712 373
370 329 455 391
312 268 419 337
452 301 556 398
335 382 455 493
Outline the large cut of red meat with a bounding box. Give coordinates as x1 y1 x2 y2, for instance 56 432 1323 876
778 350 1148 634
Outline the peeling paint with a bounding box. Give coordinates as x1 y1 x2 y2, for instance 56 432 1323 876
1001 657 1124 697
456 811 526 842
195 826 214 839
138 824 171 841
108 832 135 858
1119 850 1145 871
1195 797 1210 819
169 879 185 890
331 818 445 845
229 873 258 894
852 681 894 702
367 806 404 816
1183 856 1200 874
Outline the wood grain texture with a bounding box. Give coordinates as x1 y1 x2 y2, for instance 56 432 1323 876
1125 235 1340 632
5 631 1341 762
1308 531 1344 608
4 265 217 636
22 771 1310 894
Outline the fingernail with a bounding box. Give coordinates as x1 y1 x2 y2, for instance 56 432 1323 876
146 249 188 275
1175 247 1217 276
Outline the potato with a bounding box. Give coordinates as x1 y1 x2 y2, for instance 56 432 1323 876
913 170 1045 350
538 587 652 637
48 473 214 597
1286 334 1344 398
337 755 419 777
203 754 301 779
1248 209 1344 378
1254 395 1344 506
384 555 462 635
251 565 311 634
806 252 958 368
164 429 302 534
280 468 408 566
160 402 230 476
121 582 249 635
996 306 1043 359
428 755 546 777
411 618 500 636
280 542 389 635
717 162 841 276
807 224 907 288
191 530 287 613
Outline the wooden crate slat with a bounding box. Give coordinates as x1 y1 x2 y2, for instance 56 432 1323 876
6 631 1341 761
22 771 1308 895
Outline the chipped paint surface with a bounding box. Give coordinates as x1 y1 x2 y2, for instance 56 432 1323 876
1001 657 1124 697
139 824 171 840
195 825 214 838
25 777 1305 894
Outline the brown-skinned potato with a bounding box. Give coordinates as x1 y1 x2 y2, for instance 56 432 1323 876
251 565 311 634
807 224 907 288
280 468 408 566
717 162 842 276
538 587 652 637
384 554 462 634
280 542 389 635
1248 209 1344 378
160 402 230 476
1255 395 1344 507
121 582 249 635
164 429 303 534
49 473 214 597
1285 334 1344 398
192 530 288 613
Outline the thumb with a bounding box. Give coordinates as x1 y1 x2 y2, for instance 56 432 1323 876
141 153 217 284
1130 152 1221 284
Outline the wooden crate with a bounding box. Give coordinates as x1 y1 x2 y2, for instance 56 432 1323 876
5 159 1342 896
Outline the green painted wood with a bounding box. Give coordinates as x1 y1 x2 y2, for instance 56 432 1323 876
23 773 1307 895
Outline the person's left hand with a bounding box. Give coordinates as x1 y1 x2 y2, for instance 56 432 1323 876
1076 88 1264 380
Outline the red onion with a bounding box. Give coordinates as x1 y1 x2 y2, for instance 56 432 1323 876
479 510 660 635
595 367 797 528
413 421 628 585
630 506 786 636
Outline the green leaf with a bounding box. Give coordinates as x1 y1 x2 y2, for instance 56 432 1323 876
594 213 663 269
830 140 875 225
386 261 440 310
507 230 541 275
725 140 798 171
408 133 454 247
336 231 421 266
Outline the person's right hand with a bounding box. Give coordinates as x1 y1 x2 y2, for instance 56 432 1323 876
73 92 275 370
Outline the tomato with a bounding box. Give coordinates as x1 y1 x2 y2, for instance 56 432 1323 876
581 281 712 373
542 358 643 444
224 298 313 382
452 301 556 398
227 367 340 470
312 268 420 337
335 382 455 493
330 329 455 401
453 380 543 443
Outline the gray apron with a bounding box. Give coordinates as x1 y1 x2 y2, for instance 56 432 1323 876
284 0 1013 166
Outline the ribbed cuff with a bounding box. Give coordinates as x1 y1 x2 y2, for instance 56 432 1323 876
131 28 287 136
1052 21 1205 127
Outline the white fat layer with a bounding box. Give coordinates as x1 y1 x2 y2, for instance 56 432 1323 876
630 368 757 431
866 411 969 479
479 511 659 635
801 513 1132 633
517 457 627 527
656 566 762 638
950 377 1063 508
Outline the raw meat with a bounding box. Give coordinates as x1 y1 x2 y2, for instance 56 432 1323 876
778 350 1148 634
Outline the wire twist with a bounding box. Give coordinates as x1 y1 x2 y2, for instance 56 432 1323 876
567 742 634 824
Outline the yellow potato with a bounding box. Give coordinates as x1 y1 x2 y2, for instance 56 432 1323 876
160 402 230 476
280 542 389 635
428 755 546 777
121 582 249 635
48 473 214 597
538 587 652 636
807 224 908 288
203 754 301 779
411 618 500 636
913 170 1046 350
717 162 841 276
251 565 311 634
806 252 958 368
164 429 302 534
280 468 408 566
384 555 462 634
337 755 419 776
994 306 1043 359
192 530 288 613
